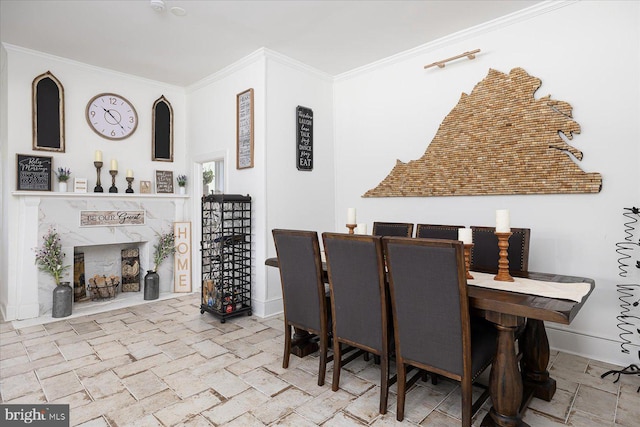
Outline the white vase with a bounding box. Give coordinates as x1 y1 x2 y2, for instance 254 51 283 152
179 186 186 195
58 182 68 193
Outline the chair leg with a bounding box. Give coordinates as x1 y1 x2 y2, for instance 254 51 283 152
461 377 473 427
318 332 327 386
332 342 342 392
283 323 292 369
396 361 406 421
379 353 389 414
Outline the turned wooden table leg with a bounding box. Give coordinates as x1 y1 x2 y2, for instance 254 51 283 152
520 319 556 401
482 321 529 427
291 327 319 357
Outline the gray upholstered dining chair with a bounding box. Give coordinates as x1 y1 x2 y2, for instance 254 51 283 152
321 232 392 415
415 223 464 240
470 226 531 273
272 229 331 386
372 221 414 237
382 237 497 425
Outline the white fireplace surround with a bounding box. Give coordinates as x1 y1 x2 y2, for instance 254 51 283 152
10 192 188 320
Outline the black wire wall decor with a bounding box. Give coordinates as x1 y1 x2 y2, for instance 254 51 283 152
605 206 640 391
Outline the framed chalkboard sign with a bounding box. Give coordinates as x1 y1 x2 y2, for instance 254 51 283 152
32 71 65 152
236 88 254 169
155 170 174 194
17 154 52 191
152 95 173 162
296 106 313 171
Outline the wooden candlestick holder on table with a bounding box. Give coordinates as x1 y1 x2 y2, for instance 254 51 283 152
494 231 514 282
346 224 357 234
463 244 474 280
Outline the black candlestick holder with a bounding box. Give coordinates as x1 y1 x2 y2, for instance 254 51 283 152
94 161 104 192
109 170 118 193
126 177 134 193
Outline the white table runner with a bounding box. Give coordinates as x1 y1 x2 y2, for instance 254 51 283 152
468 271 591 302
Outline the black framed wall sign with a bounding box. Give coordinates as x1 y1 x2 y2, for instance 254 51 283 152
32 71 65 152
152 95 174 162
17 154 52 191
236 88 254 169
296 106 313 171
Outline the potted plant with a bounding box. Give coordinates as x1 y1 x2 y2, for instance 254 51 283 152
55 167 71 192
145 229 176 300
34 227 72 317
176 174 187 195
203 169 214 195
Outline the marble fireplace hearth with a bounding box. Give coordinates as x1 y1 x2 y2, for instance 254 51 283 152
7 192 190 323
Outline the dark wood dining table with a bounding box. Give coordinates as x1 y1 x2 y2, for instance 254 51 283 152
265 257 594 427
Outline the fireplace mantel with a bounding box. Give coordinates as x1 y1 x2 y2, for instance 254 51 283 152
9 192 189 321
12 191 189 199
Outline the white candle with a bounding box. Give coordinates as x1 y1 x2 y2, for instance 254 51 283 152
347 208 356 224
126 169 133 178
95 150 102 162
356 223 367 235
110 159 118 171
496 209 510 232
458 228 473 245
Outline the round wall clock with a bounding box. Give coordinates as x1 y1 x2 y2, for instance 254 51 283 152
86 93 138 140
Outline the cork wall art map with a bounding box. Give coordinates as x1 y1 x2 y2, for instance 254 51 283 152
364 68 602 197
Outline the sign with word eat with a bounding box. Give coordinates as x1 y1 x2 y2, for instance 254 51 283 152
296 106 313 171
174 221 192 292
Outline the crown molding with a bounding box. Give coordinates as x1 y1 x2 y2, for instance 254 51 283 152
2 43 184 90
187 47 333 92
335 0 577 82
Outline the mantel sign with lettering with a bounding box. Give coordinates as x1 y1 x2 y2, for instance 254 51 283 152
296 106 313 171
80 210 145 227
17 154 52 191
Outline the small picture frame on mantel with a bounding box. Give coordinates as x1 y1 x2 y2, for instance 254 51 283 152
74 178 88 193
155 170 174 194
140 180 151 194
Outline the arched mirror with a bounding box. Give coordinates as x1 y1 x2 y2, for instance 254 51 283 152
152 95 173 162
32 71 65 152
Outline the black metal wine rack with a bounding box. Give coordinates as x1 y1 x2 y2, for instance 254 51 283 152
200 194 252 322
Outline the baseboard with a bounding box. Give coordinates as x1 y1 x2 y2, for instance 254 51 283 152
547 325 640 367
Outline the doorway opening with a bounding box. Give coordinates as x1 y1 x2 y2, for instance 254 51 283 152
202 159 224 195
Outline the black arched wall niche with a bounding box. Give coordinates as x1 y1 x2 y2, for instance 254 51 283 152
32 71 65 152
152 95 173 162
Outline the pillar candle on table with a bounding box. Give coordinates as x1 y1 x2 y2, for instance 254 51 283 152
110 159 118 171
496 209 510 232
356 223 367 235
347 208 356 224
458 227 472 244
95 150 102 162
126 169 133 178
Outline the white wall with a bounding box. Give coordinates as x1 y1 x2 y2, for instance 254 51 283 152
186 49 335 318
1 45 187 320
264 51 336 315
333 0 640 366
187 51 268 316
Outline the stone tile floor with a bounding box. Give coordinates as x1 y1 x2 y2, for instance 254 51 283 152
1 293 638 426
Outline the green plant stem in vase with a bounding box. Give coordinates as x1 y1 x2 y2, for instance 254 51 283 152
34 227 70 285
55 167 71 183
153 230 176 271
